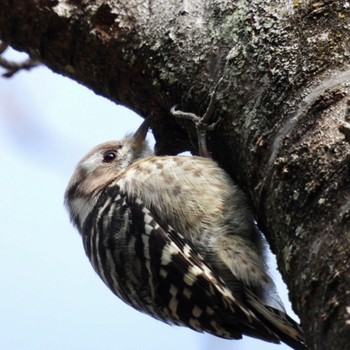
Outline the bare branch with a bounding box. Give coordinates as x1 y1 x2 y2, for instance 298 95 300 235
0 42 40 78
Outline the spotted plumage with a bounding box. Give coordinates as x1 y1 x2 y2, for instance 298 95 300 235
65 118 306 349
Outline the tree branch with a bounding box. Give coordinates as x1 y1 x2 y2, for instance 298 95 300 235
1 1 350 349
0 41 40 77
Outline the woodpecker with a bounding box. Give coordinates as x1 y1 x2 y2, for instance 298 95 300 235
65 117 306 349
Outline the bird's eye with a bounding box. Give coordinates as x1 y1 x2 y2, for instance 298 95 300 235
103 151 117 163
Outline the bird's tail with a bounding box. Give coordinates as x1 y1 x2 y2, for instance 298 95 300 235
245 288 307 350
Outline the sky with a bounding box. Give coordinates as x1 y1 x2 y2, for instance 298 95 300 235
0 49 297 350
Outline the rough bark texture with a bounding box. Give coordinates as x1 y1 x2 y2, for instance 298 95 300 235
1 1 350 349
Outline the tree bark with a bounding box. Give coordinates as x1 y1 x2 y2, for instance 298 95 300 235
1 1 350 349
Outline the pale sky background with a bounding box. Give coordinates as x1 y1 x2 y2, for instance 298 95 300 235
0 49 297 350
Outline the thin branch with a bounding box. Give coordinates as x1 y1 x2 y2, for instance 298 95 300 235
0 42 41 78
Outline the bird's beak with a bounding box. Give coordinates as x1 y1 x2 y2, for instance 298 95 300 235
132 117 151 151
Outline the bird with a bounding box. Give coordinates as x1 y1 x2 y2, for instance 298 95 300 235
64 116 306 349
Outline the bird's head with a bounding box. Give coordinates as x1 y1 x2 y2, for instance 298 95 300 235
64 118 152 228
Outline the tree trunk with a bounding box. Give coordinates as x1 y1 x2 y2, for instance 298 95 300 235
1 1 350 349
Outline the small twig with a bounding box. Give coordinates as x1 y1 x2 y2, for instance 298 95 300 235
0 42 41 78
0 56 41 78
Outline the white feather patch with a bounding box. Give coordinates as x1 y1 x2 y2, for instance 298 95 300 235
81 153 103 174
70 197 96 227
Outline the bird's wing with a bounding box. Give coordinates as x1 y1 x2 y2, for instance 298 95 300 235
84 185 283 343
